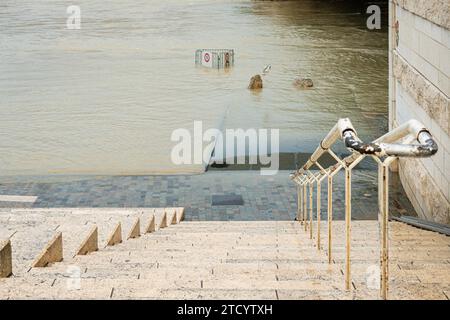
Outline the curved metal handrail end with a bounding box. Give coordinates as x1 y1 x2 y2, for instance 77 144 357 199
343 125 438 158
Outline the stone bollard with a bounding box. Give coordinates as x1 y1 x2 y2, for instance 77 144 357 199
293 77 314 88
248 74 263 89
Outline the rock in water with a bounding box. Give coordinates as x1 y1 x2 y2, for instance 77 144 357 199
248 74 263 89
294 78 314 88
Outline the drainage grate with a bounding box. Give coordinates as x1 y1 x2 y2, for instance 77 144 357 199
211 194 244 206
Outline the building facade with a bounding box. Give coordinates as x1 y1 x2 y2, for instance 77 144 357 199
389 0 450 224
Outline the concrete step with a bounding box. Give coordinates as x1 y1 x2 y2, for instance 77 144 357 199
2 210 450 300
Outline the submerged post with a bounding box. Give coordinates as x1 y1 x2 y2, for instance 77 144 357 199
345 167 352 290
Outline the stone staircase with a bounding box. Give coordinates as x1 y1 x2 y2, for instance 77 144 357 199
1 208 450 299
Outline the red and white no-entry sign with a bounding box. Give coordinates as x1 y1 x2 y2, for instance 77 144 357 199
201 51 213 67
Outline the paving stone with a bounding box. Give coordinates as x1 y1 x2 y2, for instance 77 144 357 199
0 170 415 221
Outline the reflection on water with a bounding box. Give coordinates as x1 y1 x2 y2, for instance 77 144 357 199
0 0 387 175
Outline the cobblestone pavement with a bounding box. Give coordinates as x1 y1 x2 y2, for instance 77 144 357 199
0 170 414 221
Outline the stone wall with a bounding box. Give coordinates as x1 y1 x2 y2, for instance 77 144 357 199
389 0 450 224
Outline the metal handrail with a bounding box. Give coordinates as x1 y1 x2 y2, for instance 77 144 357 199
290 118 438 300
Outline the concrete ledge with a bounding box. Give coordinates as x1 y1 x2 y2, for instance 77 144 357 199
76 226 98 256
171 210 178 225
145 215 156 233
0 195 38 208
179 208 185 222
127 218 141 240
159 212 168 229
0 195 38 203
106 223 122 247
32 232 63 268
0 239 12 278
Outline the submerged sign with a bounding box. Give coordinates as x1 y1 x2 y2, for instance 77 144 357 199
195 49 234 69
201 51 212 68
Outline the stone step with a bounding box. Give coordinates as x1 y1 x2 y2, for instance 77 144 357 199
2 270 434 297
6 280 438 301
24 259 450 284
101 243 323 255
2 210 450 300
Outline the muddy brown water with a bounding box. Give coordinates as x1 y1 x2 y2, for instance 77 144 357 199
0 0 387 176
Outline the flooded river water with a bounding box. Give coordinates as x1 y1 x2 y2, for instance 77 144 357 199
0 0 388 175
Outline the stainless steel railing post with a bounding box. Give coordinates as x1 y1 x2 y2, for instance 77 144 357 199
379 163 389 300
297 185 301 222
327 174 333 263
316 179 321 249
314 163 328 251
344 167 352 290
301 181 305 225
290 118 438 299
303 183 307 228
309 180 313 240
377 156 396 300
372 155 394 300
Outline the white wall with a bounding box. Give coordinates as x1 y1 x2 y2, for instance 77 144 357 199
390 1 450 224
